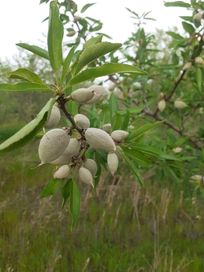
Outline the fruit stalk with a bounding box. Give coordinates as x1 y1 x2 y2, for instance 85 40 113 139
57 95 85 137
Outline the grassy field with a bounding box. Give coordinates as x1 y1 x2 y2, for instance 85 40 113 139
0 146 204 272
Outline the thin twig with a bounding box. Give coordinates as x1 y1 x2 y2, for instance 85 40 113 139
144 109 202 149
166 69 186 101
153 32 204 117
57 95 84 136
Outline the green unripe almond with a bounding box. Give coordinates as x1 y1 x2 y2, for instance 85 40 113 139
38 129 70 164
86 85 109 104
67 29 76 37
174 100 187 109
190 175 204 186
172 147 182 153
133 82 142 89
51 138 80 165
71 88 95 103
183 62 192 71
45 105 61 129
147 79 153 85
64 138 81 157
195 57 204 65
190 175 203 183
74 114 90 129
193 12 202 23
79 166 94 187
51 154 71 165
111 130 129 142
102 123 112 133
85 128 116 153
113 87 124 100
107 153 119 176
158 99 166 112
84 159 97 177
53 165 70 179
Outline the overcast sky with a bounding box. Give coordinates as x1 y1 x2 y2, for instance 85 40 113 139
0 0 190 61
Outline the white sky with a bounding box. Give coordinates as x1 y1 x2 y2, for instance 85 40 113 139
0 0 190 61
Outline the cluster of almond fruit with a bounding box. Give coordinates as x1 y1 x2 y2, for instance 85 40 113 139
157 57 204 113
38 85 129 187
158 93 188 113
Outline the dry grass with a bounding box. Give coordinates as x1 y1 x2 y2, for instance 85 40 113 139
0 151 204 271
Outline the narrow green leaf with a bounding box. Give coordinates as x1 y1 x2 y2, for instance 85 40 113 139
68 0 77 13
167 31 184 40
16 43 49 60
112 113 122 131
122 110 130 130
86 16 101 24
67 100 78 115
89 22 103 32
120 148 143 186
126 8 139 18
41 179 61 198
61 46 76 82
42 16 49 23
180 16 193 23
70 63 145 85
60 14 69 23
98 33 111 39
70 180 80 225
164 164 181 183
40 0 50 3
161 154 183 161
9 68 43 84
0 82 50 92
81 3 95 13
48 1 64 71
77 18 88 34
123 148 152 166
83 35 103 49
62 179 71 207
129 122 162 141
126 144 162 162
94 152 102 186
0 126 23 142
172 53 179 65
182 21 195 34
74 42 122 73
164 1 191 8
0 98 55 153
109 93 118 123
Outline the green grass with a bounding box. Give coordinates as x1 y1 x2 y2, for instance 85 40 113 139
0 150 204 271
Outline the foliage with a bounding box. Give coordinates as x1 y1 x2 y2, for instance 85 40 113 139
0 0 204 224
1 155 204 271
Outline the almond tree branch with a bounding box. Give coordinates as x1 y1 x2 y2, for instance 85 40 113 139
144 109 202 150
109 72 203 149
153 33 204 117
57 95 84 136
